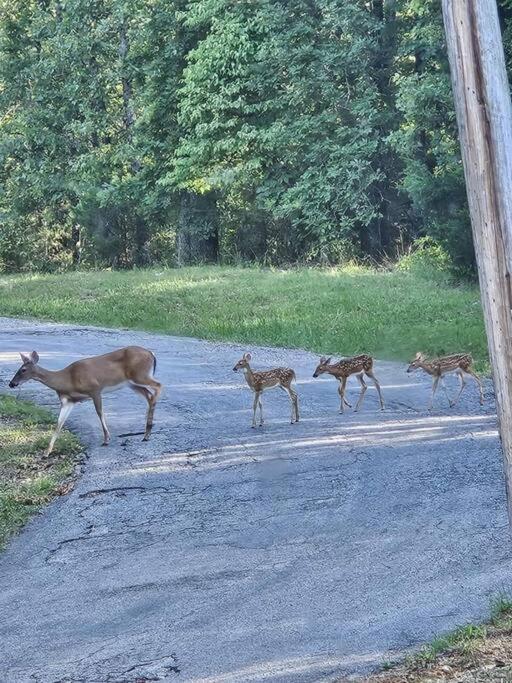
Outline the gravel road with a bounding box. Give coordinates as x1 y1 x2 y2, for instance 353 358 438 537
0 317 509 683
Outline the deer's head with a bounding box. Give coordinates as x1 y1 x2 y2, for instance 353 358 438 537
233 352 252 372
313 356 332 378
407 352 425 373
9 351 40 388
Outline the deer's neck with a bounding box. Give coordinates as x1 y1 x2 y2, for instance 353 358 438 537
418 361 436 375
242 365 257 388
32 366 69 394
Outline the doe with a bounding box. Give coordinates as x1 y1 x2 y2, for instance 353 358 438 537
233 352 299 427
8 347 162 456
313 354 385 413
407 352 484 409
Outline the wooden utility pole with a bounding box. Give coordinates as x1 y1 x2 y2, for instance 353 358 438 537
442 0 512 526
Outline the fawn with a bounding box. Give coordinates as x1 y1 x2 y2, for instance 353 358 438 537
407 352 484 409
9 347 162 455
233 353 299 427
313 354 385 413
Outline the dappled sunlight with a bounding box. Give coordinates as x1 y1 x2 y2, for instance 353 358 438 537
175 382 242 392
133 277 223 294
189 650 390 683
334 414 496 430
0 350 73 363
121 411 499 476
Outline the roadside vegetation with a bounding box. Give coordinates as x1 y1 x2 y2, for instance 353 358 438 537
0 261 488 371
365 597 512 682
0 395 82 548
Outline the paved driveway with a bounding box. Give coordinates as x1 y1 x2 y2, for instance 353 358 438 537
0 317 509 683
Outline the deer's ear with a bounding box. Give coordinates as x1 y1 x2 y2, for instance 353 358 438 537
325 357 331 364
244 352 252 361
30 351 39 364
319 356 326 363
415 352 422 360
20 352 31 364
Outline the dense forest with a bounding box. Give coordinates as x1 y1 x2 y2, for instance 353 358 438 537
1 0 512 273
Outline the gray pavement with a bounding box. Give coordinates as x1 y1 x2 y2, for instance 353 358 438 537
0 316 510 683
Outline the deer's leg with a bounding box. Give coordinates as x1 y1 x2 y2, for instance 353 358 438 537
258 396 264 426
338 378 351 413
429 376 440 410
44 399 74 457
293 386 299 422
338 379 352 406
365 370 385 410
92 393 110 445
440 376 455 408
144 377 162 403
466 368 484 405
132 376 162 440
451 370 466 407
284 384 299 423
130 385 156 440
354 373 368 412
252 392 261 428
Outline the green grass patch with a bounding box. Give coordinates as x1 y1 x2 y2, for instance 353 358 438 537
0 265 488 370
408 623 488 668
371 598 512 681
0 395 82 548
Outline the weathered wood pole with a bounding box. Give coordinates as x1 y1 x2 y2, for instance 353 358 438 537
442 0 512 526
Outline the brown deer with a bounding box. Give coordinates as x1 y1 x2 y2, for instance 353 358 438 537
233 353 299 427
313 354 385 413
407 352 484 409
8 347 162 456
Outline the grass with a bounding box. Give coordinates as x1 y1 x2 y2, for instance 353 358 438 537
0 395 82 548
365 596 512 682
0 265 488 371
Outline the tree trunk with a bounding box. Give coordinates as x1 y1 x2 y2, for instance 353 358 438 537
177 192 219 266
442 0 512 528
119 15 146 264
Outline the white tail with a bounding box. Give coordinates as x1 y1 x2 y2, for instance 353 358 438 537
9 347 162 455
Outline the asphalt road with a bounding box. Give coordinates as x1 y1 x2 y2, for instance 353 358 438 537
0 317 510 683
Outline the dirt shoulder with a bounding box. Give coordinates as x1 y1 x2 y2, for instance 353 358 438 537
361 603 512 683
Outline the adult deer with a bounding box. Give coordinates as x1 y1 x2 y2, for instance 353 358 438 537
8 347 162 456
407 352 484 410
233 352 299 427
313 354 385 413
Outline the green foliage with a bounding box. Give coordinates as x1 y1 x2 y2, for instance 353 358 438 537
396 237 452 280
391 0 474 272
0 265 489 371
409 624 487 668
1 0 512 271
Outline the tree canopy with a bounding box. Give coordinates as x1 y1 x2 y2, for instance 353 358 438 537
1 0 511 273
